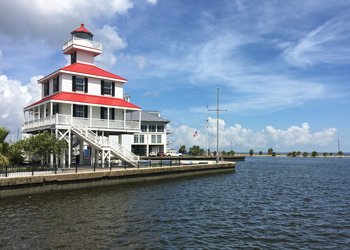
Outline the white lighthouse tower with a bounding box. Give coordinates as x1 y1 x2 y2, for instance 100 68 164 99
22 24 142 168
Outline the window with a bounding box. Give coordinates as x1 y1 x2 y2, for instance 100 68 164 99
141 125 147 132
134 135 139 143
44 81 49 96
100 107 115 120
157 125 164 132
73 76 88 93
151 135 156 143
140 135 144 143
101 80 115 96
104 81 112 95
75 77 85 92
149 125 156 132
109 108 115 120
71 52 76 64
73 105 87 118
53 103 59 115
100 107 108 119
53 76 59 93
157 135 162 143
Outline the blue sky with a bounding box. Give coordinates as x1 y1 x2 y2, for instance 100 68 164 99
0 0 349 152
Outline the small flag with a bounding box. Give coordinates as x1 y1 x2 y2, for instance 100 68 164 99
193 131 198 137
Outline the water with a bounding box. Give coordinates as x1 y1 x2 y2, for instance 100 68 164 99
1 157 350 249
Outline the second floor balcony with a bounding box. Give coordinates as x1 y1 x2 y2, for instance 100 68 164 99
22 114 140 134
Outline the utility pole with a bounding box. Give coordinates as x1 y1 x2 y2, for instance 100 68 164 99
208 88 227 163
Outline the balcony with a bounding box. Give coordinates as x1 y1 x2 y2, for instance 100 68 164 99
63 37 102 54
22 114 140 133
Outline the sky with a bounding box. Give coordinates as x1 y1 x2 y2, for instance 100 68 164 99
0 0 349 153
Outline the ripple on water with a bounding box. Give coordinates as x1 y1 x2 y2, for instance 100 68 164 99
0 157 350 249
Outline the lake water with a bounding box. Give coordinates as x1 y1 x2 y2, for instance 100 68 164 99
1 157 349 249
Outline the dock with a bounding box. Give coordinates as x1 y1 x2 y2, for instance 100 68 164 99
142 156 245 162
0 162 235 198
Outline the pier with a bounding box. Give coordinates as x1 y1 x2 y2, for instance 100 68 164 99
0 162 235 198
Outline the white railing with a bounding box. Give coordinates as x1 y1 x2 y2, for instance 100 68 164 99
22 114 140 132
63 37 102 51
71 120 139 164
110 139 139 162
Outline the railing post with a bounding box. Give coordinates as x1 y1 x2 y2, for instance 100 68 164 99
75 164 78 173
5 165 8 177
32 165 34 176
170 160 172 167
137 161 140 169
160 160 163 167
149 160 151 168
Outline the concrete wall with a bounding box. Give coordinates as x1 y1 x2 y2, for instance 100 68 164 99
0 162 235 198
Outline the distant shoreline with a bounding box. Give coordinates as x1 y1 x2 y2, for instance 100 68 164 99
236 154 350 158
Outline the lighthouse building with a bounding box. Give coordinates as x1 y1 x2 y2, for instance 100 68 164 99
22 24 142 168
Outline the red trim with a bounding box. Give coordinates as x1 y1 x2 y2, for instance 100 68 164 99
25 92 141 110
72 24 93 35
60 63 127 81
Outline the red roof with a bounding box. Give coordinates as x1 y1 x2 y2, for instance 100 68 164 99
60 63 127 81
72 24 93 35
25 92 141 110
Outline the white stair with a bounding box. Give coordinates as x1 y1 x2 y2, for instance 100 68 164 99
70 120 139 167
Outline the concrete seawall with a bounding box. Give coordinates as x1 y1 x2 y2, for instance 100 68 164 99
0 162 235 198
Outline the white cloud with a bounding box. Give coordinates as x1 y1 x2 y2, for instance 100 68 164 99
150 32 329 113
0 0 135 42
170 117 337 152
283 15 350 67
146 0 158 5
94 25 127 69
0 74 41 134
111 0 134 14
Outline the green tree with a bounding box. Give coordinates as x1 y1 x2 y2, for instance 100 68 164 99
337 151 343 156
8 141 25 165
268 148 274 155
178 145 187 154
189 145 205 156
311 151 318 157
228 150 235 156
249 149 254 156
0 127 10 165
272 152 277 157
303 152 308 157
20 131 68 165
0 154 9 166
287 152 292 157
323 152 328 157
259 151 263 155
296 151 301 157
0 127 10 154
